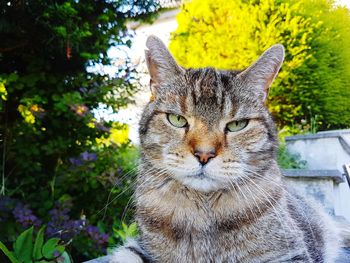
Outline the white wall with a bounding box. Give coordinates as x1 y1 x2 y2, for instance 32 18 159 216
286 131 350 221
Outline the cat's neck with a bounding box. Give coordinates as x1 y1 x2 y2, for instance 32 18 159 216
135 161 285 233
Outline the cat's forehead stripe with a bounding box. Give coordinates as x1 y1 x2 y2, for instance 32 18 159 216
182 67 234 122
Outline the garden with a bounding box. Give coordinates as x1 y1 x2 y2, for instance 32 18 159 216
0 0 349 262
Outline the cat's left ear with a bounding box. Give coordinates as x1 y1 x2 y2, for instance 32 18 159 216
238 44 284 101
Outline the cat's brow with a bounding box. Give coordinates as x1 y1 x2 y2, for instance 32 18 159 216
231 113 265 120
154 109 184 116
156 104 184 116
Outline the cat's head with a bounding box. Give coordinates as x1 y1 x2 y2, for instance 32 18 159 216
139 36 284 192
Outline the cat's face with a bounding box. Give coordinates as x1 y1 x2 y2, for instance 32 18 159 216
139 36 284 192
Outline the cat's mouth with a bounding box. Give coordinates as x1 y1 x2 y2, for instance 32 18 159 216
193 171 206 178
185 174 210 181
167 165 223 192
181 173 220 192
187 167 212 179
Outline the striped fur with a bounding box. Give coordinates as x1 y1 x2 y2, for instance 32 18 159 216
109 36 340 263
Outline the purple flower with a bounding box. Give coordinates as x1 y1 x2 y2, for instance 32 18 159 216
69 151 97 167
46 201 86 242
53 250 61 257
69 157 84 167
13 203 42 228
79 87 96 95
86 225 109 250
80 151 97 162
79 87 88 94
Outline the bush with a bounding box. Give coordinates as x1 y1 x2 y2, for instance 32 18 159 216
0 0 157 260
170 0 350 131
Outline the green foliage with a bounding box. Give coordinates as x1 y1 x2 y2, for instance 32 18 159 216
0 241 19 263
277 143 306 169
0 0 157 260
13 227 34 262
0 226 69 263
170 0 350 131
33 227 45 260
113 222 138 242
0 80 7 111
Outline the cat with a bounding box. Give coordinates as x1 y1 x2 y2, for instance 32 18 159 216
109 35 340 263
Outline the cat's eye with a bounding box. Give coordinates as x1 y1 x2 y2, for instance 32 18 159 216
167 113 188 128
226 120 248 132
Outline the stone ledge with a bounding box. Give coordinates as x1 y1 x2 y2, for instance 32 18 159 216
285 129 350 141
282 169 344 184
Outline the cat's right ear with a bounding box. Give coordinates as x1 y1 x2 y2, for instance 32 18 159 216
145 35 184 97
237 44 285 101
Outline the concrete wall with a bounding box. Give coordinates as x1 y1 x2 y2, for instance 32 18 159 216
286 129 350 221
283 169 343 216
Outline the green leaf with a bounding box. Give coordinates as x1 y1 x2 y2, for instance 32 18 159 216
33 226 45 260
55 245 65 255
0 240 19 263
7 73 19 82
42 238 59 260
13 226 34 263
128 222 138 236
114 222 138 241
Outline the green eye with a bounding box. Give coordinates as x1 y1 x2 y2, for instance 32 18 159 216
167 114 188 128
226 120 248 132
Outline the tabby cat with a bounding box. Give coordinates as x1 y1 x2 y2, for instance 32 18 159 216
110 36 340 263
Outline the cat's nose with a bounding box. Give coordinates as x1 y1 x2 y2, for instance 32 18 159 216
194 149 216 165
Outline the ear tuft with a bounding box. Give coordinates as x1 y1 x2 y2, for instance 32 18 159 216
144 35 183 96
146 35 166 51
266 44 285 62
239 44 285 101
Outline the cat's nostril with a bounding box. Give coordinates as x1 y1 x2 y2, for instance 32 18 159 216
194 149 216 165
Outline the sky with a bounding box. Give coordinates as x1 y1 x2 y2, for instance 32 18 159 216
338 0 350 7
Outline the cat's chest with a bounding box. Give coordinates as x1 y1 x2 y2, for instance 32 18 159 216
137 186 251 235
137 187 224 233
141 229 259 263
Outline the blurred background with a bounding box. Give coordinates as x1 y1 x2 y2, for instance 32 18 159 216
0 0 350 262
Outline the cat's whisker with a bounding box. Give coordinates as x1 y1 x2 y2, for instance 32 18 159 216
120 168 171 222
100 166 139 220
242 175 294 260
236 176 265 224
121 170 170 221
243 167 318 245
225 176 255 225
242 167 311 259
98 166 163 216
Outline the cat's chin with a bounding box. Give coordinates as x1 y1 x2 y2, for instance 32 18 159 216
181 176 222 192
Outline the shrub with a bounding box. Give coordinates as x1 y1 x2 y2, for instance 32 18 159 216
170 0 350 131
0 0 157 260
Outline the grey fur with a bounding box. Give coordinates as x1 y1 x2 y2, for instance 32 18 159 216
109 36 340 263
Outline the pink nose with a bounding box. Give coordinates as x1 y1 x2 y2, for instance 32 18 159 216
194 149 216 165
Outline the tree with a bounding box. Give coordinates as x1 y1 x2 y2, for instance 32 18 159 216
0 0 158 259
170 0 350 131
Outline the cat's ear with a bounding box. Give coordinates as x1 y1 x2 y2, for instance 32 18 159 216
145 35 184 96
238 44 284 101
